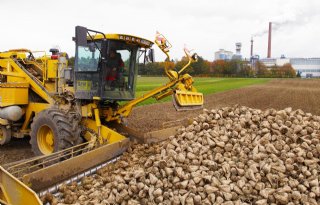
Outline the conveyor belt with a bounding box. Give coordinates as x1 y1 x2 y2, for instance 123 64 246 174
3 138 129 193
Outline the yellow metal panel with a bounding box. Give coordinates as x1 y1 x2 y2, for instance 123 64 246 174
82 119 126 144
46 60 57 79
0 52 27 59
0 71 25 78
81 105 90 117
43 83 56 93
0 53 13 58
7 59 53 104
0 166 41 205
81 103 96 117
21 103 51 131
26 103 51 114
90 33 153 48
94 109 101 127
174 90 204 106
6 76 26 83
0 118 9 125
0 84 29 107
0 83 29 88
22 139 129 192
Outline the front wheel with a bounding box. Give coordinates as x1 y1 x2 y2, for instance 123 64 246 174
0 126 11 145
30 109 82 155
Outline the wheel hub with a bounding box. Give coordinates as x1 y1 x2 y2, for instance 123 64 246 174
37 125 54 154
0 129 3 141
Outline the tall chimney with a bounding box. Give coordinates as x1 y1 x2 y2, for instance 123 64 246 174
267 22 272 58
250 37 253 57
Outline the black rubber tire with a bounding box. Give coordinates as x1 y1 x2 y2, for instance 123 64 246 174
0 126 11 145
30 109 81 156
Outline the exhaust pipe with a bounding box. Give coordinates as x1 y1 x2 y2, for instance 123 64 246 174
250 37 253 57
0 106 23 121
267 22 272 58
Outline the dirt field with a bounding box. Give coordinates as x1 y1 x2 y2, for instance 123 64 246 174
0 137 33 165
128 78 320 132
1 78 320 165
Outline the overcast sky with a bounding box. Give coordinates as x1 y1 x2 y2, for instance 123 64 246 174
1 0 319 61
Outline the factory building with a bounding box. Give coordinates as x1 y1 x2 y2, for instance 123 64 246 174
252 22 320 78
215 43 242 60
214 49 233 60
260 57 320 78
290 58 320 78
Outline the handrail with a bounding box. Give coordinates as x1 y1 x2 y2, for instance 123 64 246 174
3 141 93 179
18 51 47 85
178 47 195 74
29 51 47 85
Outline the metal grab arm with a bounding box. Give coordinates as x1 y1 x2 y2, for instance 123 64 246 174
109 78 180 121
154 33 177 81
178 48 195 74
154 33 197 80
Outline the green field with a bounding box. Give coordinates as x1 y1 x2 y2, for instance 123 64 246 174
134 77 270 106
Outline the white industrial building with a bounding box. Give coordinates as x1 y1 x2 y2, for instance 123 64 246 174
214 49 233 60
215 43 242 61
290 58 320 78
260 57 320 78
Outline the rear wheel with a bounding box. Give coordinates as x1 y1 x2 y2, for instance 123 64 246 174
30 109 82 156
0 126 11 145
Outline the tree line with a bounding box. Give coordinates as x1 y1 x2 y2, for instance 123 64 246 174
210 60 296 78
138 57 297 78
138 56 211 76
68 56 297 78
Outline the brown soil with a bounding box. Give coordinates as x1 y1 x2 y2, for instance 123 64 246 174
1 78 320 165
127 78 320 132
0 137 33 165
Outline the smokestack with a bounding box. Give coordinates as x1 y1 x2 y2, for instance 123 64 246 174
267 22 272 58
250 37 253 57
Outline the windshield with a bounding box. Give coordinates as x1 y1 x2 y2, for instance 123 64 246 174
76 41 101 71
101 40 138 99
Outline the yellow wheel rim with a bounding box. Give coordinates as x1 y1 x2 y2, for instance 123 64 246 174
37 125 54 155
0 128 3 142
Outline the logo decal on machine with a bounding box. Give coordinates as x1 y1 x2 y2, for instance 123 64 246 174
77 81 92 91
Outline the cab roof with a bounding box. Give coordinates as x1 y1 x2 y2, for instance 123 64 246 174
90 33 154 48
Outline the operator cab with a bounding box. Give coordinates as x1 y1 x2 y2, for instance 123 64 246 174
74 26 154 101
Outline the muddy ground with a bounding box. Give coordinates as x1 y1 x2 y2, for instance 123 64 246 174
1 78 320 165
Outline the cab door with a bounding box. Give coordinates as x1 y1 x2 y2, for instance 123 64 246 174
74 41 102 99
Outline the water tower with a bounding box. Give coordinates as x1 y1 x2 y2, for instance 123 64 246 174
235 42 242 55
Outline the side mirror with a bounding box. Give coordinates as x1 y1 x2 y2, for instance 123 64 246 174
75 26 88 47
147 49 155 63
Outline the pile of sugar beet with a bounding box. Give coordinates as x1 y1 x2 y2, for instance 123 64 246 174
46 105 320 205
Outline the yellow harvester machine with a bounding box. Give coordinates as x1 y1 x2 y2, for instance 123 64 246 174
0 26 203 205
